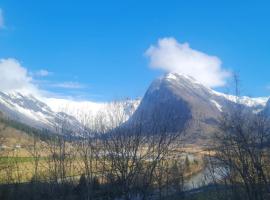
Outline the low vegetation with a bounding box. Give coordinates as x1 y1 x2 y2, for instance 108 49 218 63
0 91 270 200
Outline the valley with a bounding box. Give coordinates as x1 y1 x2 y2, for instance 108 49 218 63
0 73 270 200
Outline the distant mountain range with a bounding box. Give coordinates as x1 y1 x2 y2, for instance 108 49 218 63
0 73 269 142
0 91 140 135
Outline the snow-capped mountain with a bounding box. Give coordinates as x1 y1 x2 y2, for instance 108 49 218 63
0 91 57 129
0 91 140 135
127 73 269 143
44 97 140 122
0 73 268 140
164 73 268 110
44 97 140 131
0 91 84 135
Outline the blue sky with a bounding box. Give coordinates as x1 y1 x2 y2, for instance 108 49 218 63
0 0 269 101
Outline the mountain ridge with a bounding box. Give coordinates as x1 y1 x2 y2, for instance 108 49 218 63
0 73 269 140
126 73 269 144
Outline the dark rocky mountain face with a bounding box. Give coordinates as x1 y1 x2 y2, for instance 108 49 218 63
127 73 223 142
130 77 192 134
264 99 270 117
0 73 268 143
127 73 268 144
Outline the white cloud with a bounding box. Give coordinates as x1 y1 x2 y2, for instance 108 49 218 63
0 58 87 98
0 58 40 95
0 8 4 29
145 37 231 88
0 57 90 102
50 82 86 89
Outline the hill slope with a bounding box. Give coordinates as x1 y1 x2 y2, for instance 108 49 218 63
128 73 269 144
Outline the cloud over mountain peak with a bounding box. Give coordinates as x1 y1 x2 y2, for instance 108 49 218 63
145 37 231 88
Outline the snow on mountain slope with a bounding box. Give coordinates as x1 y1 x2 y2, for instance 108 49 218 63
44 97 140 130
0 91 140 133
128 73 269 144
212 90 268 108
165 73 268 109
0 91 56 128
0 90 140 134
45 98 105 117
0 72 268 137
210 100 222 112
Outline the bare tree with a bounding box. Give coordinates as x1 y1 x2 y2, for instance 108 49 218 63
210 75 270 200
100 102 185 200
